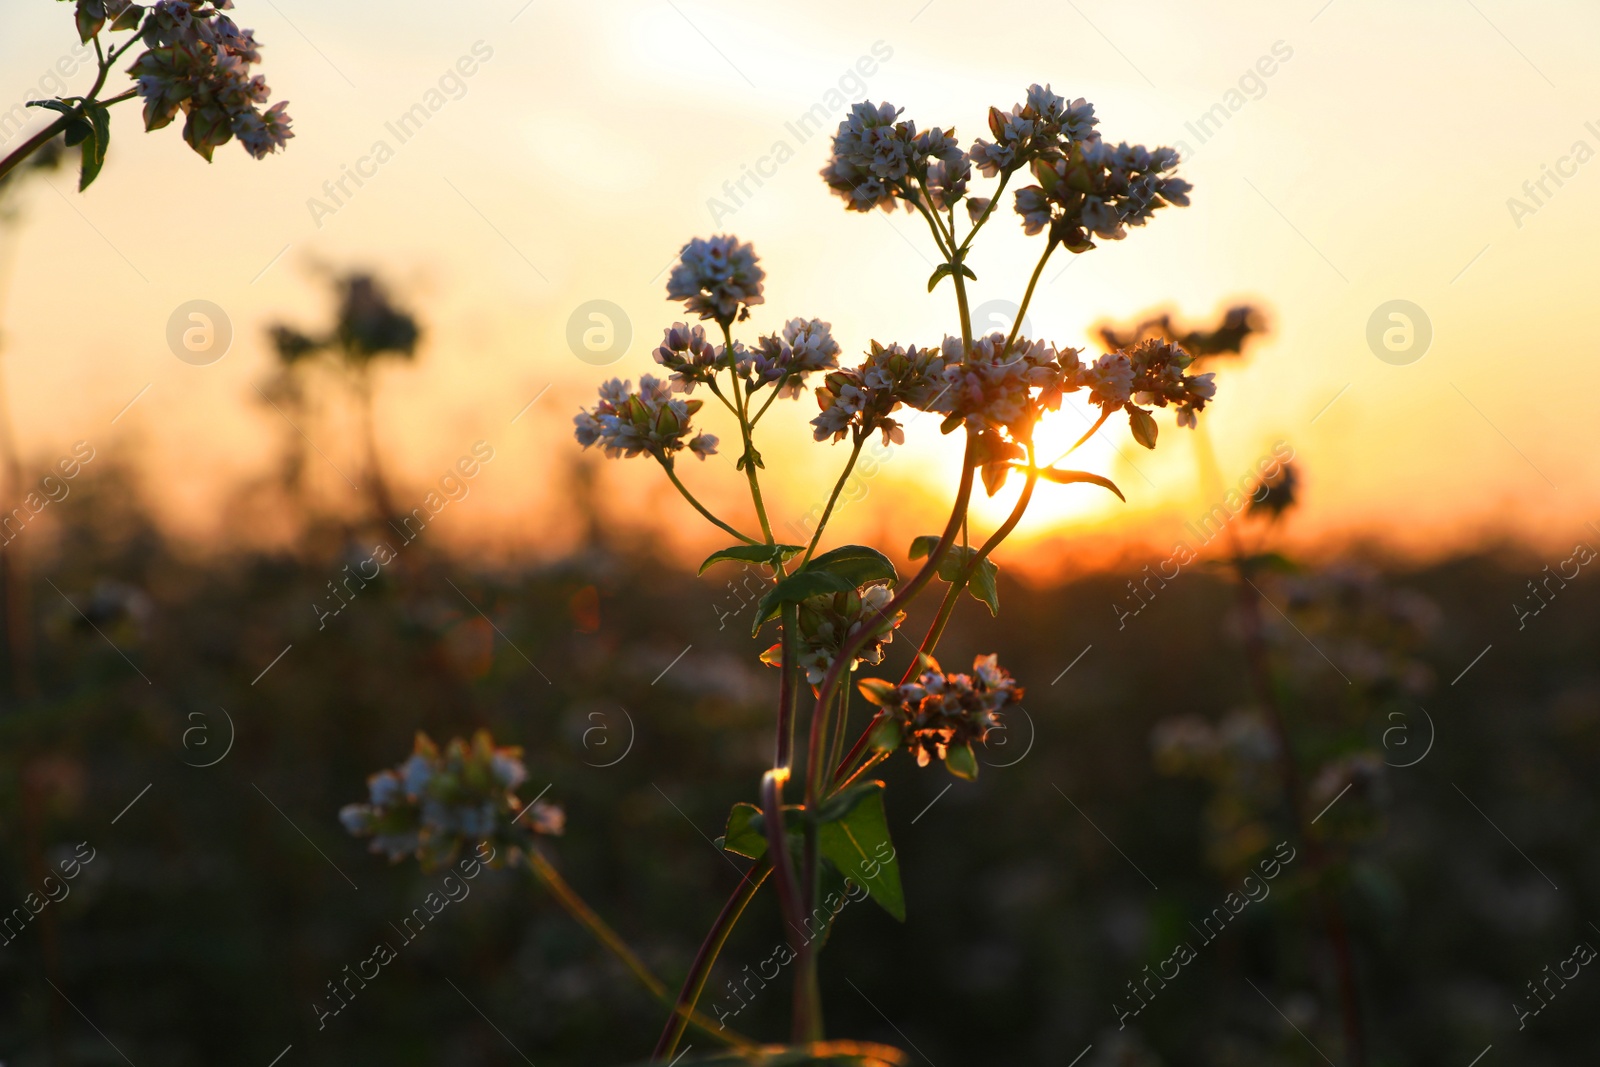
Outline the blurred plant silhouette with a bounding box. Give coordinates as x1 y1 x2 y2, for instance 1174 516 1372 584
264 271 420 531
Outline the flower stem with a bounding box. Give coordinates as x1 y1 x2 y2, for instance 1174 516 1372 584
909 461 1039 675
958 170 1012 255
759 768 819 1039
1004 242 1056 354
776 601 800 769
650 857 772 1061
530 850 757 1054
722 332 776 544
801 432 867 565
0 34 139 185
807 437 978 771
659 459 760 545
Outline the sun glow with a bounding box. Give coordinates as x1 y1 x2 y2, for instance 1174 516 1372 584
966 398 1133 536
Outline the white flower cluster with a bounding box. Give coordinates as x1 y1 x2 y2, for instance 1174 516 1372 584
761 583 905 685
666 235 766 327
125 0 293 160
970 83 1099 178
871 654 1024 773
1013 140 1189 252
821 84 1187 252
820 101 968 214
573 376 718 463
810 340 948 445
340 731 563 871
747 317 843 398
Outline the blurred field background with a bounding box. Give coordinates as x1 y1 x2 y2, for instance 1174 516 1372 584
2 0 1598 1065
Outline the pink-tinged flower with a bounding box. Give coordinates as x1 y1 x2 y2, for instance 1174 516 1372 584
573 375 716 462
667 235 765 326
861 654 1024 779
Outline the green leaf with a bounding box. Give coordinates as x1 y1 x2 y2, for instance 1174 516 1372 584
908 536 998 616
925 262 978 293
751 545 898 634
857 677 898 707
79 104 110 191
815 782 904 921
804 545 897 588
815 780 882 825
966 556 1000 616
697 543 803 575
27 99 80 117
944 741 979 781
63 117 91 146
867 715 903 753
751 570 854 635
1027 466 1126 502
1128 407 1158 449
720 802 768 860
110 4 145 31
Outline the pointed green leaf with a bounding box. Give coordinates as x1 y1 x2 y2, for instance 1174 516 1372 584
752 545 898 634
966 556 999 616
867 715 903 753
1027 466 1126 501
816 782 904 921
857 677 898 707
805 544 897 588
751 570 854 635
816 781 882 825
721 802 768 860
944 742 979 781
910 535 998 615
110 4 145 31
697 543 803 575
1128 407 1158 449
79 104 110 191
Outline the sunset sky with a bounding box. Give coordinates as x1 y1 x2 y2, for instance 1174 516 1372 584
0 0 1594 570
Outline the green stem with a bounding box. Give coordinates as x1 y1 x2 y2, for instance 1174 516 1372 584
911 459 1039 673
1004 241 1056 354
749 382 785 427
659 459 760 545
801 432 867 565
722 328 775 544
0 46 138 185
806 437 978 778
960 171 1011 255
530 851 757 1053
650 858 772 1061
825 675 852 784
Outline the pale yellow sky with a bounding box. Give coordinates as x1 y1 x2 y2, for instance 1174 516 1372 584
0 0 1595 568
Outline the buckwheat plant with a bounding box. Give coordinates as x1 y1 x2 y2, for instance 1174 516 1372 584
346 85 1210 1065
0 1 291 190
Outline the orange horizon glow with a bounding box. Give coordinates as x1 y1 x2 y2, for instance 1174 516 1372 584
0 1 1594 575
